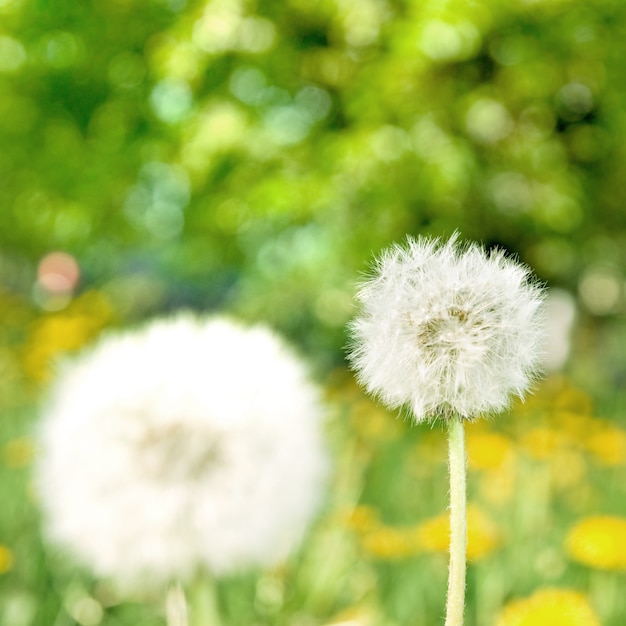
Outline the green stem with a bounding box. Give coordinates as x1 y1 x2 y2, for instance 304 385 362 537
167 576 223 626
445 416 467 626
166 583 188 626
188 575 223 626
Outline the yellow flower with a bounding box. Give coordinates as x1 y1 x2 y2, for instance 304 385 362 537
22 291 114 380
350 400 402 442
343 505 381 533
519 427 568 460
467 431 513 471
478 464 517 505
324 605 377 626
496 588 600 626
549 449 586 491
553 385 594 416
566 516 626 570
0 545 14 574
361 526 418 559
553 411 597 444
413 505 501 561
2 437 36 469
586 424 626 466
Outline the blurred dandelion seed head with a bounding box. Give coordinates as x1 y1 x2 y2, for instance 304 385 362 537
35 315 328 588
130 420 224 483
348 234 546 421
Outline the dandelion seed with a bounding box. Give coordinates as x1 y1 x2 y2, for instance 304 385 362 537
35 315 328 590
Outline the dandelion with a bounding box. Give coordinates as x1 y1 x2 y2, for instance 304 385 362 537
35 315 328 611
496 588 600 626
347 234 545 626
348 234 545 422
566 516 626 570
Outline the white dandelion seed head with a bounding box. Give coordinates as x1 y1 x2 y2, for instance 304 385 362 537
36 314 328 589
347 234 546 422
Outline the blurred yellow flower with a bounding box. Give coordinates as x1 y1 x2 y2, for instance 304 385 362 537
343 505 380 533
467 431 513 471
22 291 114 380
0 545 14 574
566 516 626 570
361 526 418 559
586 423 626 466
478 464 517 505
554 385 594 416
549 449 586 491
553 411 597 444
519 427 568 460
496 588 600 626
414 505 501 561
350 400 402 442
2 437 35 469
324 605 377 626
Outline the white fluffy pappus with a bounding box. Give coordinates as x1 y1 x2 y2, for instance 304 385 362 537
348 234 546 422
36 315 328 588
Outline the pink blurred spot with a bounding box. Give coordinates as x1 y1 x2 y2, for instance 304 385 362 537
38 252 80 294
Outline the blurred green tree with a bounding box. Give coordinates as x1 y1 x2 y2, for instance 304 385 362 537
1 0 626 358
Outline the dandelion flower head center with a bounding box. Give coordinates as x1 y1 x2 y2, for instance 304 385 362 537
130 419 223 483
412 302 490 363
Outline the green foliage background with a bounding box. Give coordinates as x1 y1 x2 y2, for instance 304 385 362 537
2 0 626 356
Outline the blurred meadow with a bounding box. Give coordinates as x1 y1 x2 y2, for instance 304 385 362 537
2 0 626 624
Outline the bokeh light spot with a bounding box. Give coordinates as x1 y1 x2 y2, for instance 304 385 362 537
370 125 409 161
295 85 332 121
465 98 513 143
263 105 311 145
107 51 145 90
488 172 532 214
420 20 480 62
124 162 189 239
557 82 593 121
578 266 622 315
238 17 275 53
230 66 268 106
150 78 193 123
39 31 84 68
0 35 26 72
38 251 80 294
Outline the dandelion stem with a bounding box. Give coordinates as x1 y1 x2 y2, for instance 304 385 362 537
166 583 188 626
188 575 223 626
445 416 467 626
